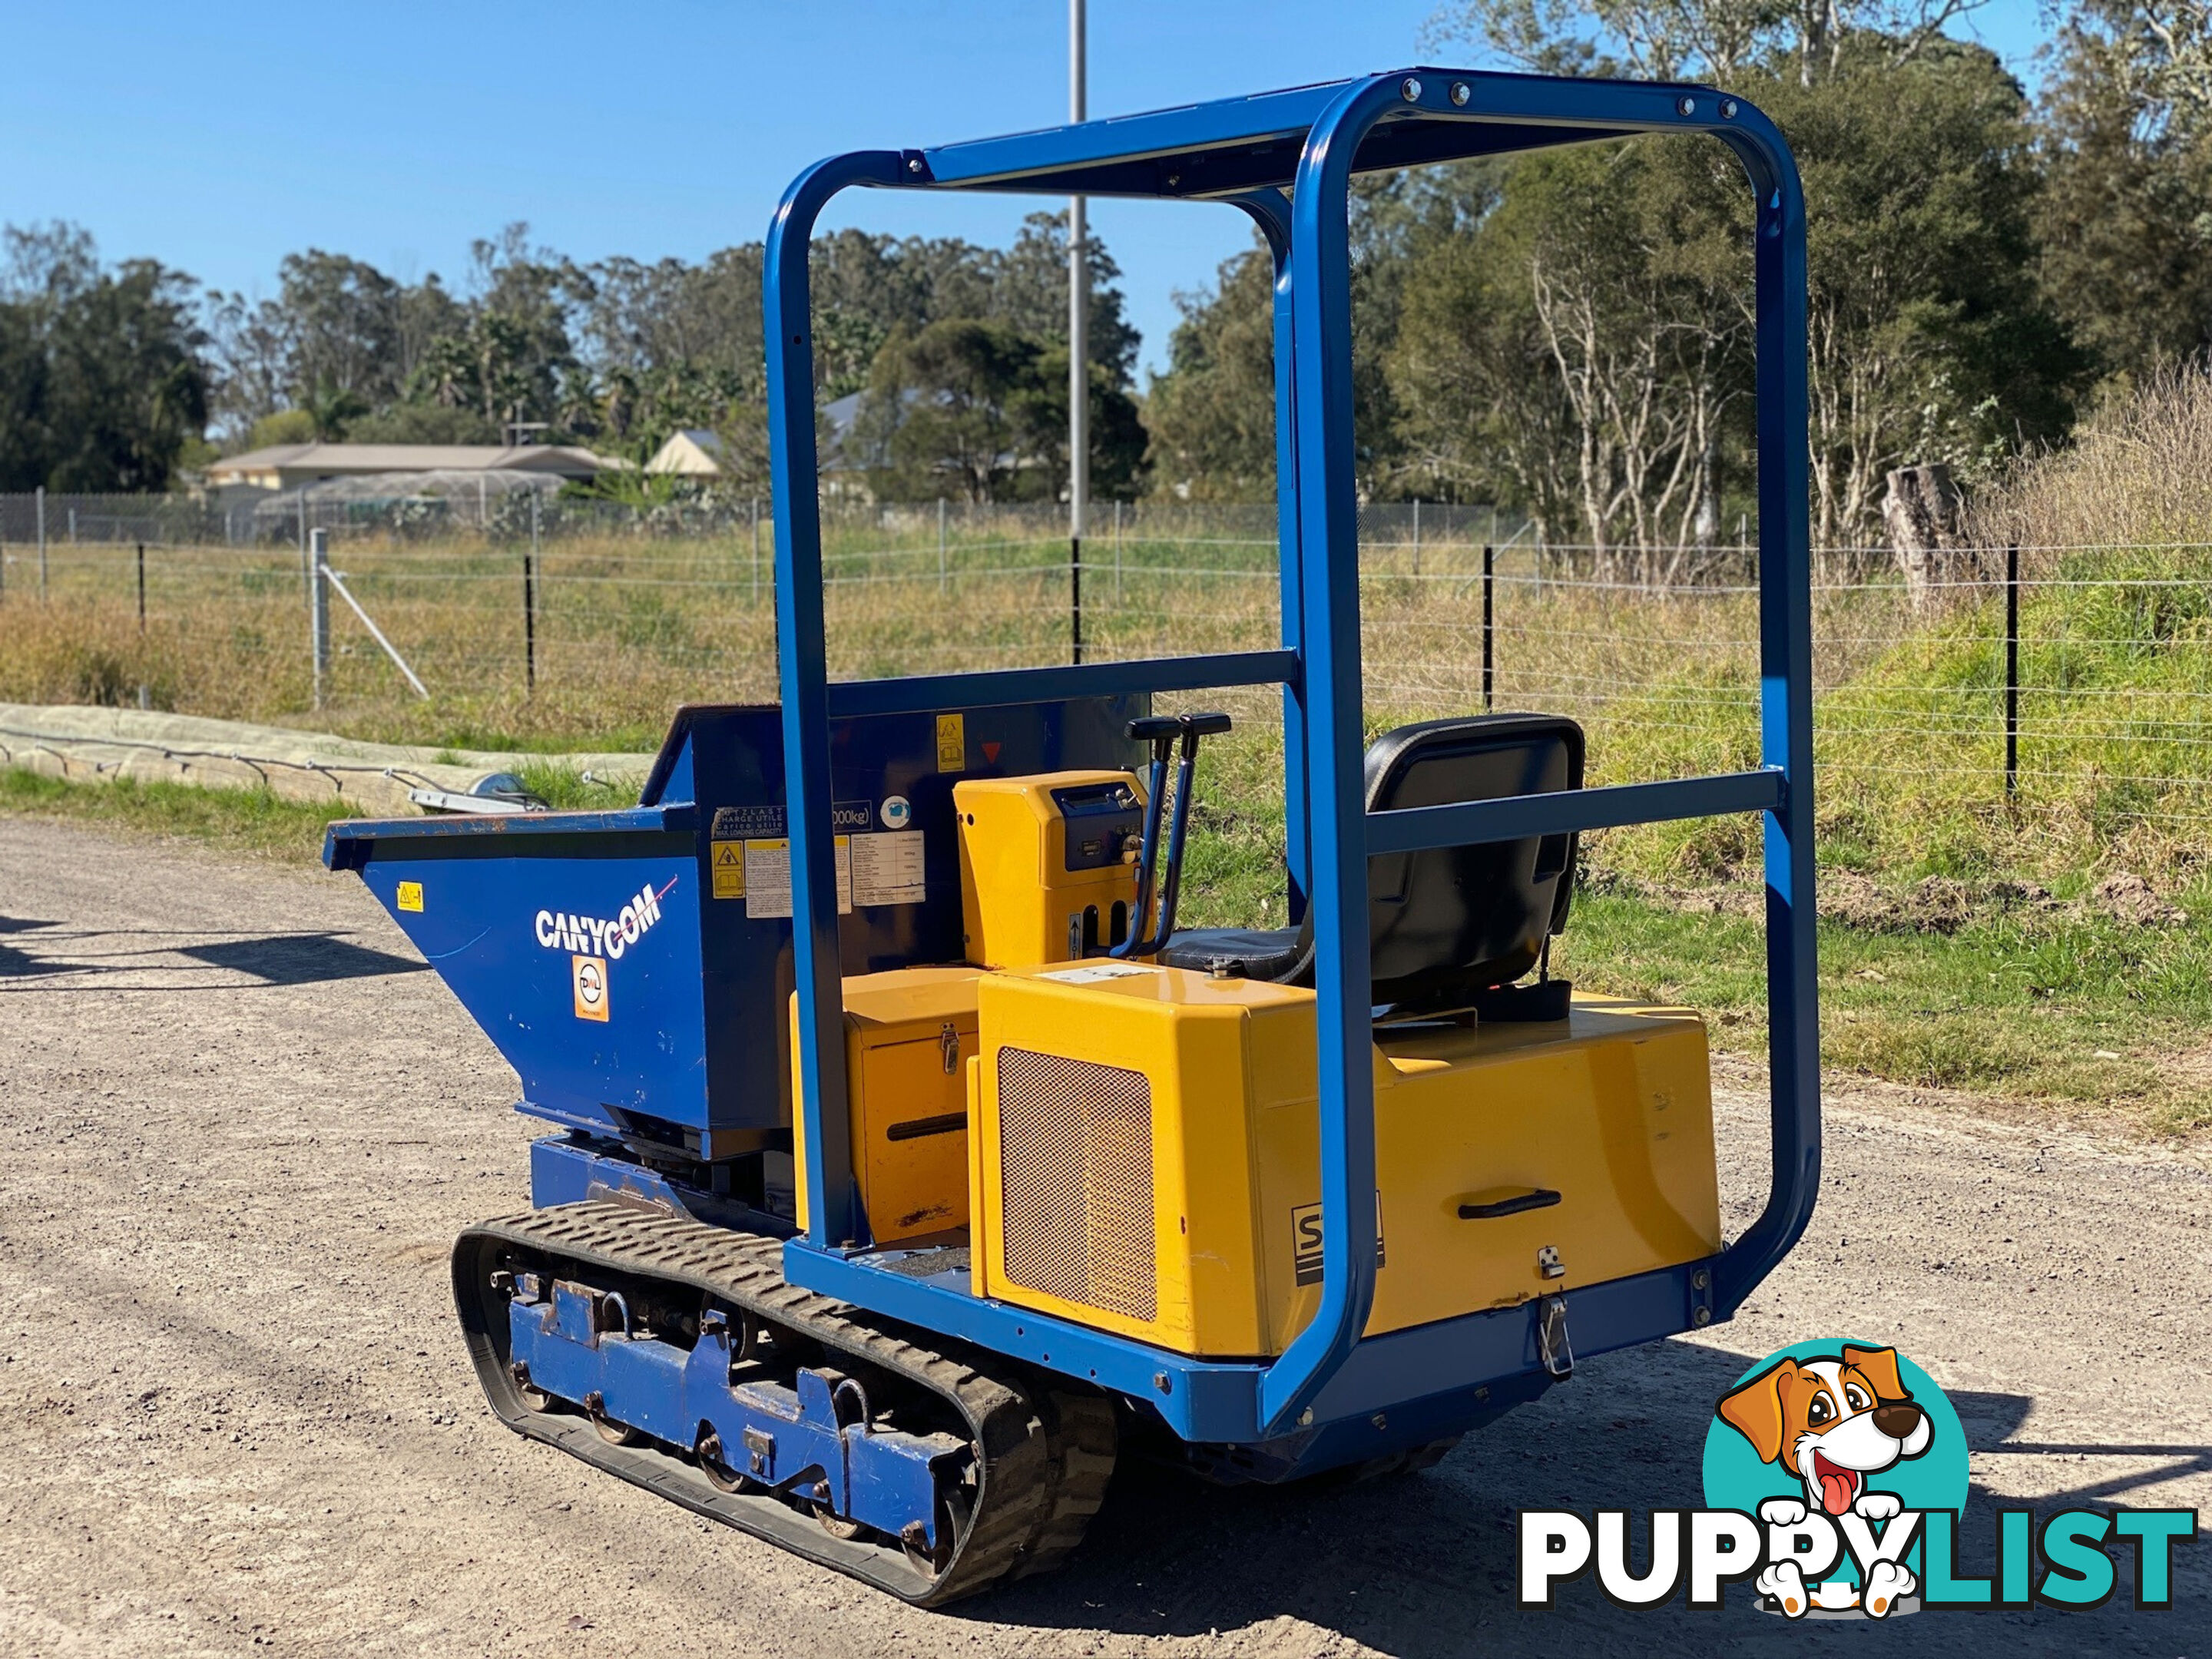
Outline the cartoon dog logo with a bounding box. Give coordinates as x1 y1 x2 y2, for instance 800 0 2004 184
1716 1344 1932 1617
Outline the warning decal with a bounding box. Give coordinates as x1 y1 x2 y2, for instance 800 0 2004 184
713 804 783 839
710 839 745 899
935 712 965 772
743 838 853 919
572 954 610 1022
850 830 926 906
396 880 423 913
1038 961 1153 985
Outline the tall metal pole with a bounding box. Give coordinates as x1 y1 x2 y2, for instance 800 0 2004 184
1068 0 1088 666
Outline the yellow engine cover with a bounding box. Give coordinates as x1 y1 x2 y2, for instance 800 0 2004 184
970 962 1720 1358
792 966 981 1245
954 770 1144 968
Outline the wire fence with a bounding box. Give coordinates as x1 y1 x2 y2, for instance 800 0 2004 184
2 491 2209 852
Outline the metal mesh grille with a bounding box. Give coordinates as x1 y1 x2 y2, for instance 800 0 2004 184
996 1048 1156 1322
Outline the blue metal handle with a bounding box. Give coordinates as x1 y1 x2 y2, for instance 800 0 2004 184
1255 71 1820 1436
766 148 909 1252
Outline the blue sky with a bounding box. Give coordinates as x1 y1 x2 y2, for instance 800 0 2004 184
2 0 2052 379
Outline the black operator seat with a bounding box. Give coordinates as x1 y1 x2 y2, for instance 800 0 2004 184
1157 713 1585 1015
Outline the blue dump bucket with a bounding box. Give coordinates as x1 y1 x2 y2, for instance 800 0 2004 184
325 699 1141 1159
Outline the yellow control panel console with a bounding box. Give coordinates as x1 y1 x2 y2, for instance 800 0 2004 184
954 770 1144 968
793 966 981 1245
969 962 1719 1357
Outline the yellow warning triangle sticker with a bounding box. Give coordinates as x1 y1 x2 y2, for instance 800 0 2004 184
714 843 742 866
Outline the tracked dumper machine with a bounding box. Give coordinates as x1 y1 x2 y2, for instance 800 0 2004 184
326 69 1821 1604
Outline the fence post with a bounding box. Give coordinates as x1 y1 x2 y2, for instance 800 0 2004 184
310 528 330 710
938 496 948 592
36 485 46 601
2005 541 2019 800
136 541 147 633
751 496 761 604
1412 497 1422 576
1071 521 1084 667
524 549 537 697
298 492 309 594
1482 543 1495 712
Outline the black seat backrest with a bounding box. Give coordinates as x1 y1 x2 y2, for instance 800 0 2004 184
1360 713 1583 1005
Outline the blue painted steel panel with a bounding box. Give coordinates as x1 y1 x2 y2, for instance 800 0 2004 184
904 71 1653 199
823 649 1296 720
340 819 710 1139
1365 768 1784 856
530 1134 796 1237
327 700 1140 1157
506 1286 958 1542
786 1240 1725 1452
1230 188 1311 924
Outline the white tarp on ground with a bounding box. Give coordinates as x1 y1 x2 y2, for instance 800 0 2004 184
0 703 653 817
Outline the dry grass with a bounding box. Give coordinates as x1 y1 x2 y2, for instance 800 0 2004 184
5 512 2210 888
1972 363 2212 555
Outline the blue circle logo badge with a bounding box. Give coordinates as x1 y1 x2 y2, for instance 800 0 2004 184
879 795 912 830
1703 1341 1968 1619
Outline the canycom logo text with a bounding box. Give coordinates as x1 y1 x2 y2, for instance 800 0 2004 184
533 879 670 961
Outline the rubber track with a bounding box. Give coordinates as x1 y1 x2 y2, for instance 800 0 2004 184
451 1201 1115 1608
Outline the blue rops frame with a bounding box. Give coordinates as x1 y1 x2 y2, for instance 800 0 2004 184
764 69 1820 1445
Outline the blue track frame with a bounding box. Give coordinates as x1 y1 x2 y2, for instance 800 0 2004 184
766 68 1819 1442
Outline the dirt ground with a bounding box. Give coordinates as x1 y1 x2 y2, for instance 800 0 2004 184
2 814 2207 1658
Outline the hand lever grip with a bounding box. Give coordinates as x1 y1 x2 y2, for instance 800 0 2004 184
1179 711 1233 738
1126 716 1183 742
1457 1188 1562 1220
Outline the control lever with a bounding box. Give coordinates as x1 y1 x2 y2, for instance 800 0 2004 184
1112 717 1181 958
1112 711 1232 958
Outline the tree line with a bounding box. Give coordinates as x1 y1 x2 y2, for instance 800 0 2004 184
0 214 1147 505
4 0 2211 555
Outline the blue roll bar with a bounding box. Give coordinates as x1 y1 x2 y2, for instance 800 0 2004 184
765 69 1819 1436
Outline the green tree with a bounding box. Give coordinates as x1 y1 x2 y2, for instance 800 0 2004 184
0 223 210 491
859 319 1045 502
1143 246 1280 499
1773 45 2083 535
276 249 402 404
1381 42 2080 548
2037 1 2212 386
1424 0 1992 84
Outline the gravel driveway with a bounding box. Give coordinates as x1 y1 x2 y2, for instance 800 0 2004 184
2 816 2204 1656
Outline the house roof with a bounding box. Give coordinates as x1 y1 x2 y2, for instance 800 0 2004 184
252 469 571 508
207 442 618 481
644 429 730 475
